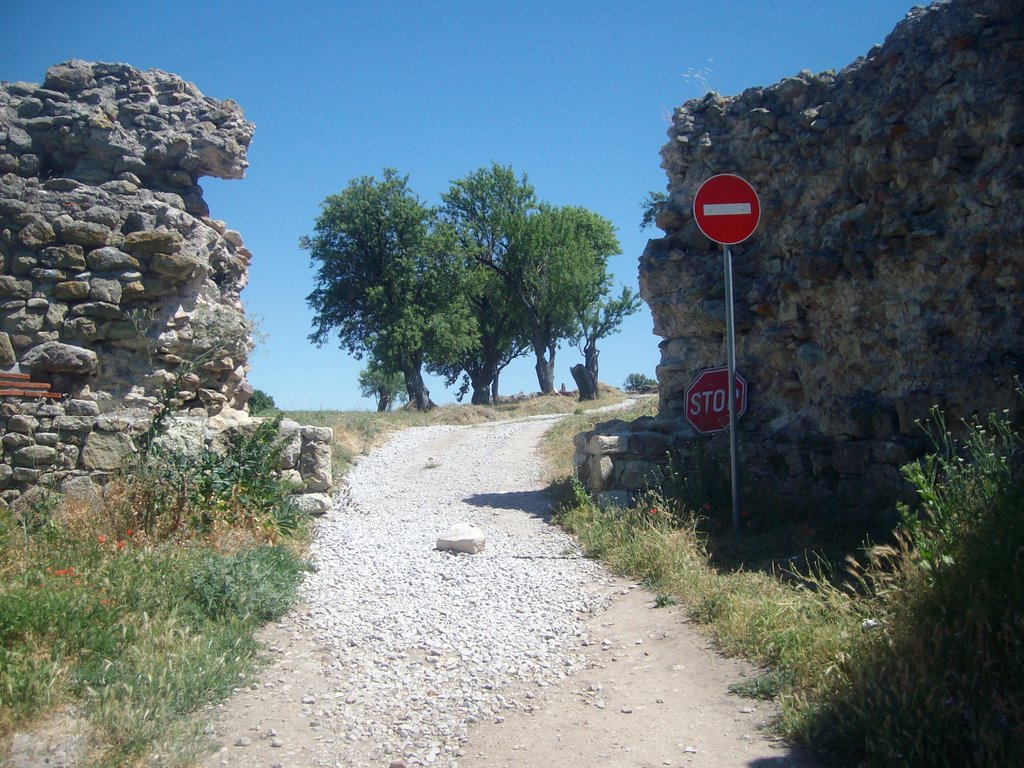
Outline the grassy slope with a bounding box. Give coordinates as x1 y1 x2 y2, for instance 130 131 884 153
540 398 1024 767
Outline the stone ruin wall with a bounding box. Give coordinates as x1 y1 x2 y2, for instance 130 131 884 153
577 0 1023 520
0 61 332 513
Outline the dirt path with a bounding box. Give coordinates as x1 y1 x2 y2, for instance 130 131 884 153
197 416 816 768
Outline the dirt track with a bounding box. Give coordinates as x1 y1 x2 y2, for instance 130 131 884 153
197 416 816 768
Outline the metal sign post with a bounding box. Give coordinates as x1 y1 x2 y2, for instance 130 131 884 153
723 243 741 538
693 174 760 539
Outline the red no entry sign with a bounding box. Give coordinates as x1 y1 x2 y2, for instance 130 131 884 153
685 366 747 434
693 174 761 245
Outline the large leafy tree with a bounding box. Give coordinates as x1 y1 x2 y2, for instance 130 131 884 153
570 285 641 400
430 266 531 404
439 164 537 403
303 169 475 410
505 204 620 393
443 163 620 394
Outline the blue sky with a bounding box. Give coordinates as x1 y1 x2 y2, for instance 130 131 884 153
3 0 914 410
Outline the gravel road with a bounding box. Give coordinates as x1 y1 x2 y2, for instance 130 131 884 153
200 414 814 768
303 417 613 766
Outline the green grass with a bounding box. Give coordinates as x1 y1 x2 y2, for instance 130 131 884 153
0 413 312 766
0 509 309 765
545 397 1024 767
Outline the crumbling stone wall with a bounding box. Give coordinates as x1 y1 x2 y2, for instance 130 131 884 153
0 61 331 510
578 0 1023 518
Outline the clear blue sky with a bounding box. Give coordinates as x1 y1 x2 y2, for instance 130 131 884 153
3 0 914 410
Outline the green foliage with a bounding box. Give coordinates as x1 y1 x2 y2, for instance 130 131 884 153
183 545 307 623
0 502 307 761
803 404 1024 767
248 388 276 414
898 405 1018 575
623 372 658 393
639 190 667 230
358 355 407 411
437 164 537 401
729 670 789 701
117 416 304 540
304 168 476 410
442 164 621 394
573 284 641 393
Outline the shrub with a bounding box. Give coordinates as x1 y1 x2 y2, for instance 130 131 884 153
248 388 276 414
623 372 658 393
109 416 304 541
183 545 307 622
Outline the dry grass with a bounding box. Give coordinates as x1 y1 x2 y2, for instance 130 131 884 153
286 386 630 479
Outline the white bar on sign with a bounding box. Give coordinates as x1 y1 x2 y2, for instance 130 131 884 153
703 203 751 216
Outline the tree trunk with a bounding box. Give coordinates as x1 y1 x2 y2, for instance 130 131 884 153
403 366 434 411
570 363 597 401
534 353 555 394
491 372 500 403
469 369 492 405
464 357 500 405
583 338 600 397
533 337 556 394
376 388 392 412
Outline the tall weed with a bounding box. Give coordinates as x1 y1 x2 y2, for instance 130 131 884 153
108 416 304 542
803 406 1024 767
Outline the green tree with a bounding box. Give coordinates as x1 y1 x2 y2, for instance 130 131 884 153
439 164 537 403
570 285 642 400
507 204 620 393
442 164 620 395
303 169 475 410
623 372 658 393
358 356 407 412
248 389 276 414
431 266 531 404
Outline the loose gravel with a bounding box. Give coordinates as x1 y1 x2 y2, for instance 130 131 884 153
298 418 615 767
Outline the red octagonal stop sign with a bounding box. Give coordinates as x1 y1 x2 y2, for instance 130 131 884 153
693 174 761 245
685 366 747 434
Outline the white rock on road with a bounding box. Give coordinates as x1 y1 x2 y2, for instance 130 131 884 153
436 522 487 554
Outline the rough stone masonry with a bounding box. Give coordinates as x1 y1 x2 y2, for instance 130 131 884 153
577 0 1023 519
0 60 331 510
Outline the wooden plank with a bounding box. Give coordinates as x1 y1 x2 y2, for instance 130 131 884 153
0 389 63 399
0 372 31 381
0 379 52 391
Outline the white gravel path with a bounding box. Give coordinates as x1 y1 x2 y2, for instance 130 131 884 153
298 417 616 767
